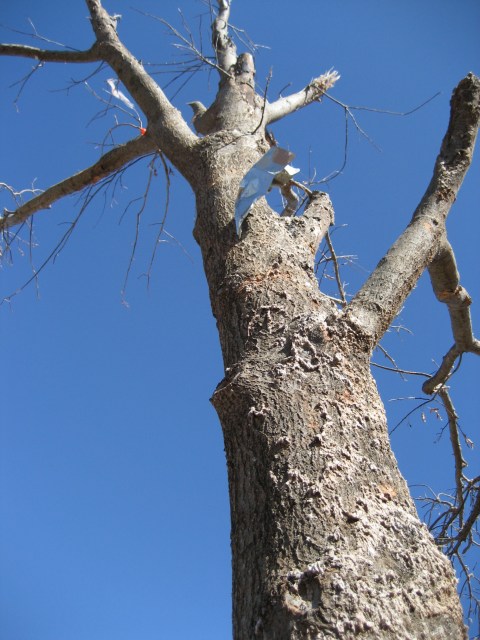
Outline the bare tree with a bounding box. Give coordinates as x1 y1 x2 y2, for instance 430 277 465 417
1 1 479 638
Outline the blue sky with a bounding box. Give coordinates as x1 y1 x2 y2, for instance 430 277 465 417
1 1 479 638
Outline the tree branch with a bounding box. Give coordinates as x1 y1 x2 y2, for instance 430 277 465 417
84 0 198 175
212 0 237 76
422 345 461 395
439 387 467 513
428 237 477 348
0 43 101 63
345 73 480 347
290 190 334 252
266 70 340 124
430 243 480 352
421 237 480 393
0 44 101 62
1 134 155 231
452 486 480 555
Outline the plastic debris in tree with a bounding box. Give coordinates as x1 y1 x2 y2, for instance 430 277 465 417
105 79 146 136
234 147 299 236
106 78 135 110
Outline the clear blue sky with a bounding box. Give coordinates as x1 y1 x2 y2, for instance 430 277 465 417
1 1 479 638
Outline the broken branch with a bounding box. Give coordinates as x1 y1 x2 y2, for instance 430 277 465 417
212 0 237 75
266 70 340 124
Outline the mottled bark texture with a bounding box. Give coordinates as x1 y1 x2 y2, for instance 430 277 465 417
2 1 479 638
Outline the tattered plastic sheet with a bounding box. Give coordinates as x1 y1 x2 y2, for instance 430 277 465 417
106 78 135 110
235 147 296 235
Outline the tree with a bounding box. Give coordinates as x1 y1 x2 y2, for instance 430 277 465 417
1 1 479 638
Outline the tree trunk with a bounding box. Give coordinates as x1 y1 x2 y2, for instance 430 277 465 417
3 2 477 637
191 135 465 638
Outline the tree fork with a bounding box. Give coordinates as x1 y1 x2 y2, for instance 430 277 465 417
1 1 478 637
205 154 466 637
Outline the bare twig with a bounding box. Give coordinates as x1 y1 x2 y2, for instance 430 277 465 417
8 59 45 108
371 360 430 378
144 153 172 288
1 17 86 51
0 134 156 232
325 230 347 307
2 182 104 304
251 68 272 135
333 91 441 117
439 387 467 518
120 154 160 301
134 9 234 80
388 396 436 435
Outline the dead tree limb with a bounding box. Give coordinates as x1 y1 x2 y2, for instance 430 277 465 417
0 42 101 63
346 73 480 348
212 0 237 74
266 70 340 124
0 135 155 231
85 0 197 175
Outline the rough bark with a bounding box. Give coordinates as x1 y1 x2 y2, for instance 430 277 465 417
2 2 479 638
192 136 467 639
188 68 477 638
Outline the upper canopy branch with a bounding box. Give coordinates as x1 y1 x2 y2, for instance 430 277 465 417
0 43 101 63
266 70 340 125
0 134 155 232
84 0 197 176
212 0 237 76
345 73 480 348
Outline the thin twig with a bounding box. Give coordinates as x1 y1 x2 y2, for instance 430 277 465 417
120 154 159 302
144 154 173 284
325 230 346 307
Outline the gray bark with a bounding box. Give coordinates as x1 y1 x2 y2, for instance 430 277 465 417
189 67 478 638
193 125 468 640
2 2 479 638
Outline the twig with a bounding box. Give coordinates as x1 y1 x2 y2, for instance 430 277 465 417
144 153 172 288
120 153 160 301
439 387 467 518
325 230 346 307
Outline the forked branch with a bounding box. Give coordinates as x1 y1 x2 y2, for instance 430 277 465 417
421 388 480 575
1 0 198 174
84 0 197 172
346 73 480 347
